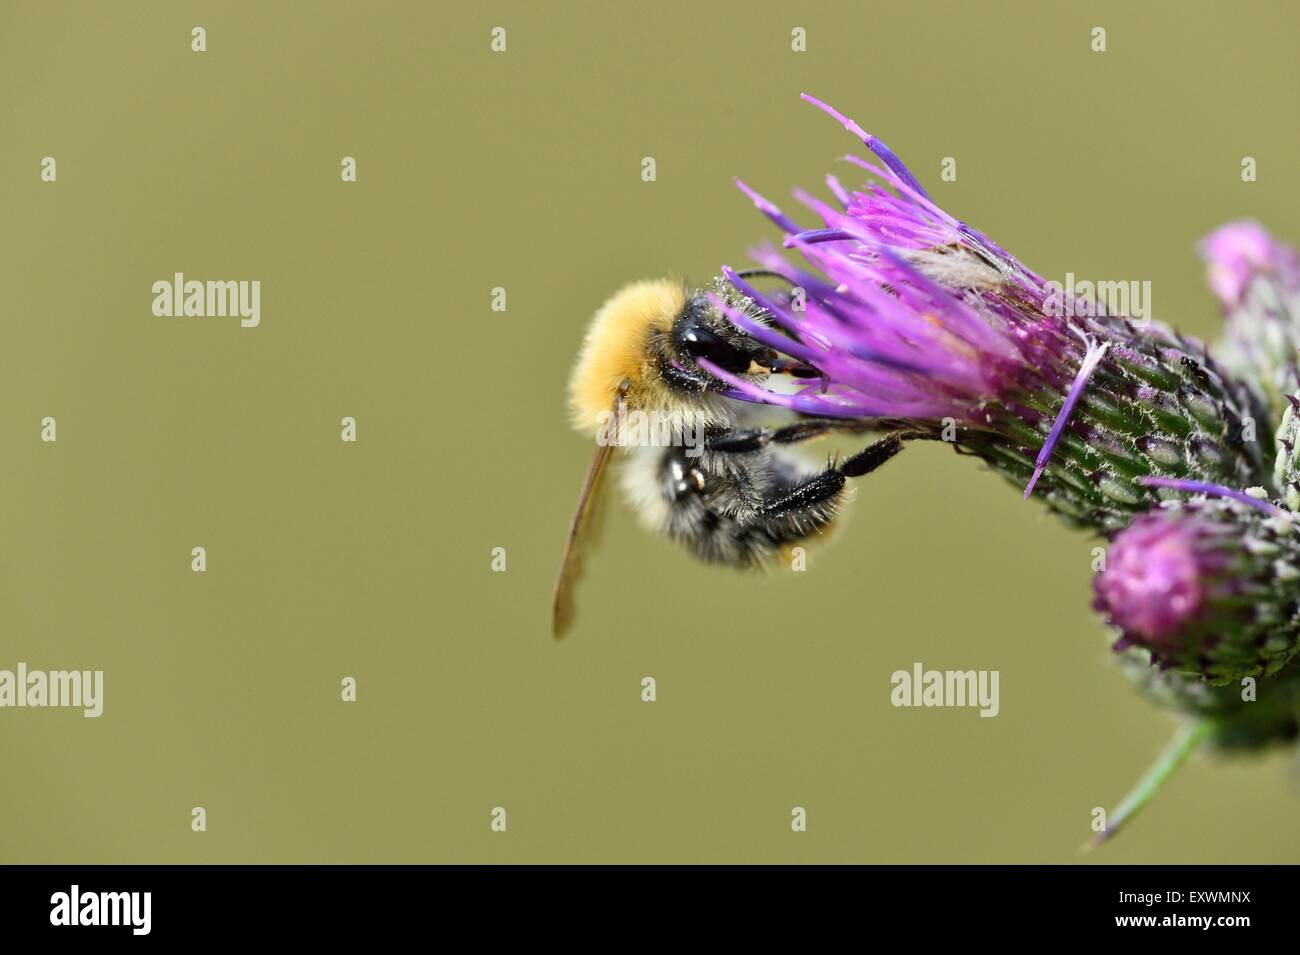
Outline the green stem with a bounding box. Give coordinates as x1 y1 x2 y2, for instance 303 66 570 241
1083 719 1214 852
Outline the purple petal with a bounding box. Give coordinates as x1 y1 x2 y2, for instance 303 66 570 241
1024 339 1110 499
1138 477 1282 516
801 93 931 200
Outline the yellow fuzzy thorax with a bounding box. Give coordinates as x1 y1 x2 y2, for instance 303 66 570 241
567 278 689 432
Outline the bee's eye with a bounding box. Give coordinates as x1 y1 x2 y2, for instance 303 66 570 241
676 323 752 374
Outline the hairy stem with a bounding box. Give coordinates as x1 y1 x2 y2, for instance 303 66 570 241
1083 719 1214 852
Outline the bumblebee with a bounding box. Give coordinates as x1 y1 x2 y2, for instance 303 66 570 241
552 275 909 637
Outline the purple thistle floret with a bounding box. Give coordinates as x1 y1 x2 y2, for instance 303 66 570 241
1200 220 1300 307
1093 499 1300 684
705 95 1271 531
1025 337 1109 498
1093 511 1231 645
703 96 1108 482
799 94 933 200
702 193 1077 424
1199 220 1300 420
707 95 1072 424
1137 476 1282 517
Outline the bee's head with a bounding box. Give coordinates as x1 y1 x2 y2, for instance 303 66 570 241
568 278 773 436
666 290 767 379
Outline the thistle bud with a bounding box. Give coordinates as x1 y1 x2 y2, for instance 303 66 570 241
1117 658 1300 751
1201 221 1300 422
1093 499 1300 684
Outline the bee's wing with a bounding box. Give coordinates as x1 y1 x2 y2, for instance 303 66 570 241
552 434 617 639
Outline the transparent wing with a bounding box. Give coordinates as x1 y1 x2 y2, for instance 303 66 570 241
552 433 617 639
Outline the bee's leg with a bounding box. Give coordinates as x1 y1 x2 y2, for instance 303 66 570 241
705 418 877 454
651 434 906 565
705 426 910 515
755 433 908 516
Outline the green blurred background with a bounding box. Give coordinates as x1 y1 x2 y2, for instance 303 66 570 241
1 0 1298 863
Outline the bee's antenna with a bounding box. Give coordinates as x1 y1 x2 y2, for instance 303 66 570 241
731 268 797 287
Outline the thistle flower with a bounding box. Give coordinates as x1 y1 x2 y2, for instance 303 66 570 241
1202 220 1300 307
703 95 1271 534
1201 221 1300 419
695 96 1300 846
1092 491 1300 684
1076 484 1300 847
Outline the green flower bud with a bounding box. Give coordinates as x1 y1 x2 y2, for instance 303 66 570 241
1094 499 1300 685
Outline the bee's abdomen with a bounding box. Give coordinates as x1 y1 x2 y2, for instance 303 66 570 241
649 445 843 567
